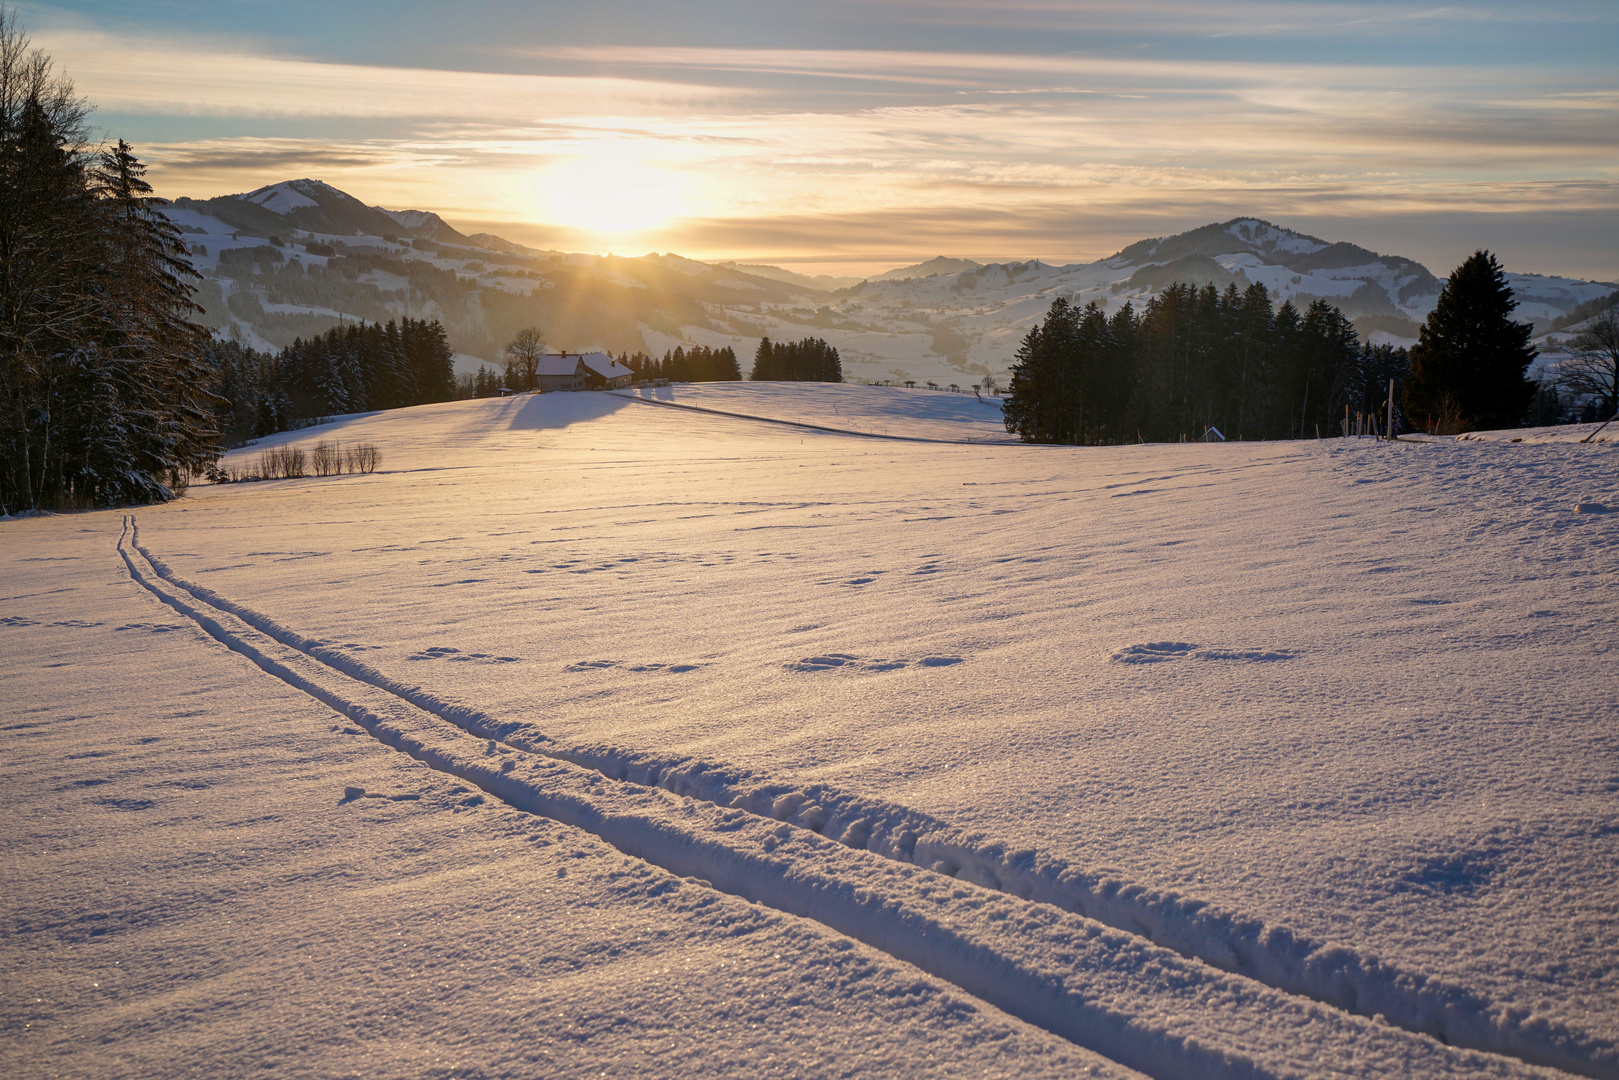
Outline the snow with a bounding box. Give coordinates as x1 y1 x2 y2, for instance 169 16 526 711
1453 420 1618 444
239 180 322 214
5 385 1616 1078
614 382 1016 443
1226 220 1326 255
375 207 439 232
582 353 633 381
451 352 492 378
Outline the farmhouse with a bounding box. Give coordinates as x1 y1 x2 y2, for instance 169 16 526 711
532 351 634 392
581 352 634 390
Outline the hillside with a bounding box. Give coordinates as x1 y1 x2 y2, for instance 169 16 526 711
166 186 1616 385
8 389 1617 1078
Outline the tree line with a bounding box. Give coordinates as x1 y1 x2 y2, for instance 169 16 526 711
455 337 838 399
1 16 218 511
628 344 741 383
625 338 839 384
208 318 454 445
1002 282 1397 443
749 337 842 382
1003 251 1541 444
458 341 745 399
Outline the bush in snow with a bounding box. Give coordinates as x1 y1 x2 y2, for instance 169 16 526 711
344 443 380 474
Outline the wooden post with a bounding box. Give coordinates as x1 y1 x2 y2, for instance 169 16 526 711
1387 378 1395 440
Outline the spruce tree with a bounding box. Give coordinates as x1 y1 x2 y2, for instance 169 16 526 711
749 337 776 380
1405 250 1535 431
0 12 225 510
1298 299 1359 437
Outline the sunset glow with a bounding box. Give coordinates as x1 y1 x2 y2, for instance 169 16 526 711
24 1 1619 277
531 148 688 241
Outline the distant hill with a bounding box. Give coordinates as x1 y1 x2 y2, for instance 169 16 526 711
163 186 1616 386
373 206 467 245
173 179 469 245
467 233 554 257
714 262 862 292
873 257 983 282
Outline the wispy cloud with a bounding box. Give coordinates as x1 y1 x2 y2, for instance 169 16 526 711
31 9 1619 278
39 28 731 120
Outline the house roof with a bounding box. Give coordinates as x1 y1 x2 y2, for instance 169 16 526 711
580 352 633 380
582 354 631 380
534 353 585 377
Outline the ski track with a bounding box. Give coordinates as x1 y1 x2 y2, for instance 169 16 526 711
119 516 1603 1080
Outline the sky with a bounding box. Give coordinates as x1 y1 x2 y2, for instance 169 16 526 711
18 1 1619 279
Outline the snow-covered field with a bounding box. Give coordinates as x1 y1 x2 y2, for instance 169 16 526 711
612 382 1017 443
1453 420 1618 445
4 386 1616 1079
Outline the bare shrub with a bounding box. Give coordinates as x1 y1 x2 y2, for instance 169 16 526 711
1562 303 1619 421
311 440 341 476
344 443 381 474
1431 395 1467 436
257 445 308 479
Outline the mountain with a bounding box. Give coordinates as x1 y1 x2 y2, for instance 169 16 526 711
713 262 862 292
373 206 468 245
873 257 983 282
163 191 825 364
163 186 1617 386
172 179 469 245
466 233 555 257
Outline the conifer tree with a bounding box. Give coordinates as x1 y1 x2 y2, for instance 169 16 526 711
1405 250 1535 431
1297 299 1359 437
749 337 776 380
1 14 221 510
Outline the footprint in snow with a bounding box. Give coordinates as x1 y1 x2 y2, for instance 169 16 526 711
408 646 519 663
95 797 154 811
1111 642 1197 664
787 653 963 673
566 659 704 674
1112 642 1295 664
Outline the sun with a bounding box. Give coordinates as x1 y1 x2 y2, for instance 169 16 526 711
533 148 685 240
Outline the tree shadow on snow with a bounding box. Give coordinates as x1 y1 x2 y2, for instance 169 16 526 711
506 392 633 432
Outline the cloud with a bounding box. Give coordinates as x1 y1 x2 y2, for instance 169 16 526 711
147 141 398 173
31 14 1615 278
36 28 732 121
793 0 1615 35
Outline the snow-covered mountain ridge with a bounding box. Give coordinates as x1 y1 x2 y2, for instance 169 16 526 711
165 182 1617 385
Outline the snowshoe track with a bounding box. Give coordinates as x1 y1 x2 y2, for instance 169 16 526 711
119 516 1603 1080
